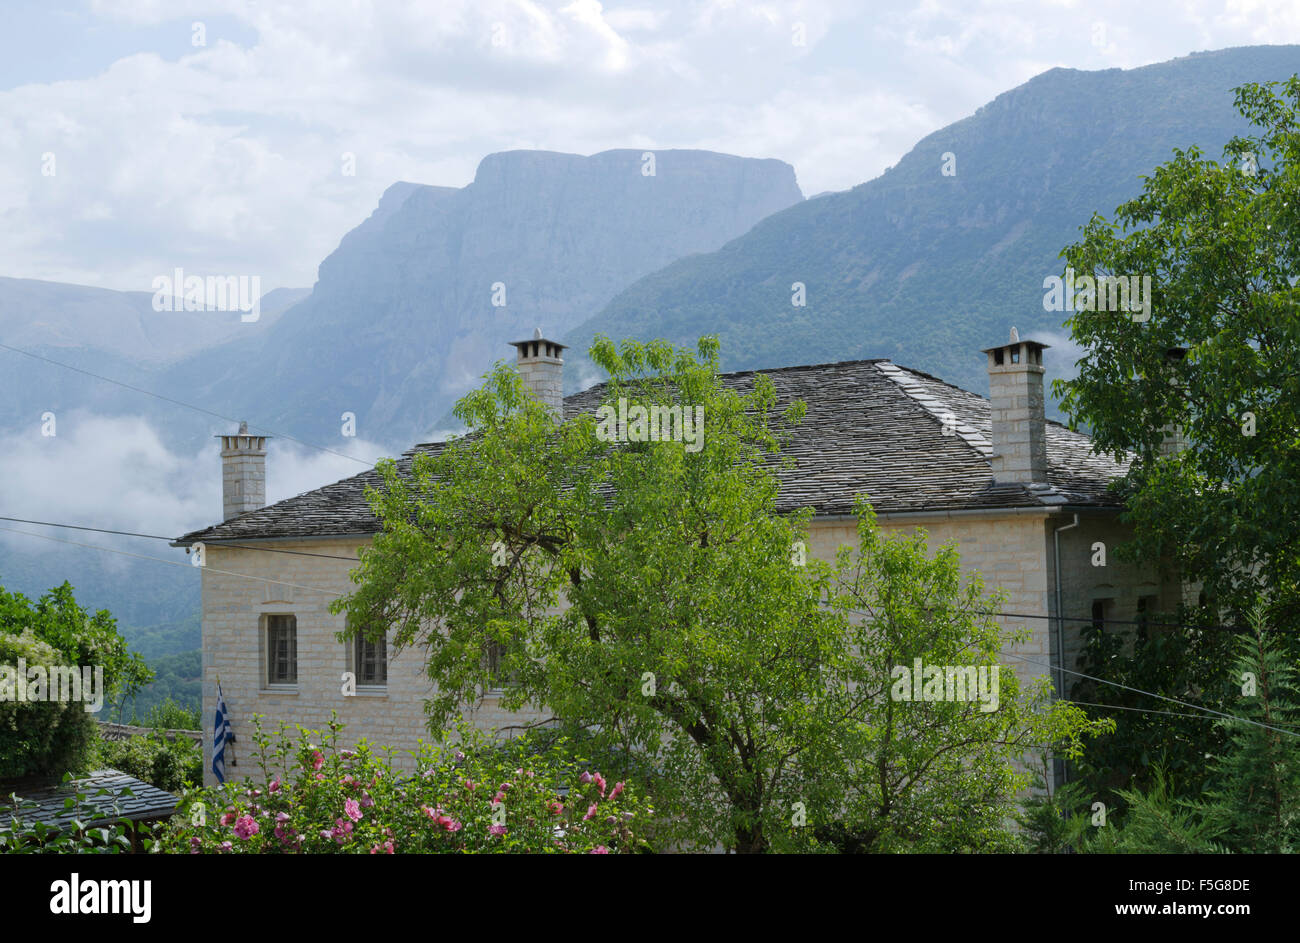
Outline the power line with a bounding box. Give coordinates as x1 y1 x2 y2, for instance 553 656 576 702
1066 700 1225 723
844 604 1244 633
1067 698 1300 729
0 525 340 596
0 341 382 467
0 516 360 561
1003 649 1300 739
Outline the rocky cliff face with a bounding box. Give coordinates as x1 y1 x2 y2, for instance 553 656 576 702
173 148 803 446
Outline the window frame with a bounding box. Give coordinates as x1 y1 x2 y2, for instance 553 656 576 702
351 630 389 689
264 613 298 687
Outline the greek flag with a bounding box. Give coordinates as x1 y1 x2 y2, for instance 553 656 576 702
212 682 234 784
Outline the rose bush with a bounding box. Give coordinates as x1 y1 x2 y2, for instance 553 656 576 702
157 714 651 854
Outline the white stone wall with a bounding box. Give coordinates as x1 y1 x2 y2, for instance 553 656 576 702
201 512 1179 787
200 538 542 786
808 512 1054 692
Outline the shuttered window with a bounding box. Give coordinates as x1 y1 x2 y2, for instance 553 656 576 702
267 615 297 685
354 633 387 686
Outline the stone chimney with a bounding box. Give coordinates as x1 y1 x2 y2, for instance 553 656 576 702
509 327 567 418
217 421 269 520
982 329 1049 484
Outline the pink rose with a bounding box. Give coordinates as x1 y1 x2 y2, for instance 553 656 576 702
268 778 282 793
489 824 507 836
360 793 374 808
583 803 599 821
311 751 325 770
219 811 237 826
579 771 593 785
590 846 610 854
344 798 362 822
594 773 607 797
331 819 353 844
609 782 625 801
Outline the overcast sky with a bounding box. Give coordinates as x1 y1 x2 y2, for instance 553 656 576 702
2 0 1298 293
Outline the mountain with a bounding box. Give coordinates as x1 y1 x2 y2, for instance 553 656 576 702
0 279 306 433
0 149 803 649
564 46 1300 405
163 149 805 447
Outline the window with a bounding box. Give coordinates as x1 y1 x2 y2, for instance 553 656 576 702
1090 599 1108 635
267 614 297 685
353 633 388 686
1136 595 1159 641
483 639 504 681
482 637 516 689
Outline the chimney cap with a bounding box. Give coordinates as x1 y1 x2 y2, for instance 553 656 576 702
980 335 1050 354
510 330 568 352
215 420 270 440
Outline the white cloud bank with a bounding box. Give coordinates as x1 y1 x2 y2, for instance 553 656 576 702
3 1 1298 291
0 412 389 561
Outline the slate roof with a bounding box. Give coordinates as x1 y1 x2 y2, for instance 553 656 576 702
3 768 179 829
177 358 1129 544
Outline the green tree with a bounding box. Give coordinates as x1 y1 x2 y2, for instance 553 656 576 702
1053 75 1300 634
1067 603 1235 806
0 630 97 780
1204 604 1300 852
1086 767 1225 854
1015 754 1093 854
0 583 151 779
1050 76 1300 811
0 583 152 706
336 336 1101 852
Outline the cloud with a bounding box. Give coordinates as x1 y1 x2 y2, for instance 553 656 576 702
0 411 388 558
1 0 1297 293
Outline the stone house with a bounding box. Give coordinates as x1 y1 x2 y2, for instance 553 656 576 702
177 331 1183 788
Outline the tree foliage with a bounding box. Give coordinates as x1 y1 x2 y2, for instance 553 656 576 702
0 582 150 780
336 336 1102 852
1053 76 1300 634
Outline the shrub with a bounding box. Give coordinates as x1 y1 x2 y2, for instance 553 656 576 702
138 697 201 732
91 729 202 793
0 630 97 780
156 714 653 854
